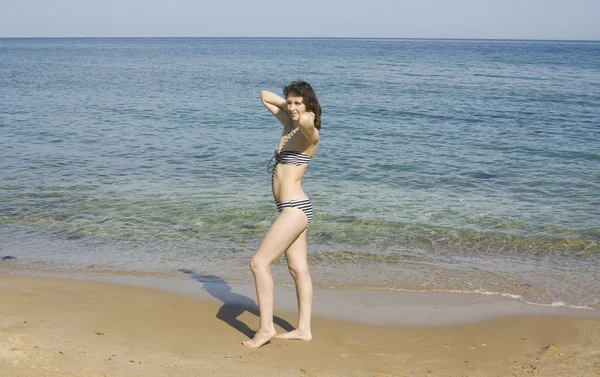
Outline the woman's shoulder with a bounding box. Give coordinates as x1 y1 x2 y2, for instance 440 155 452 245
298 112 319 144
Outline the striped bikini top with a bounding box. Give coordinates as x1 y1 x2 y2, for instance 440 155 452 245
267 127 312 174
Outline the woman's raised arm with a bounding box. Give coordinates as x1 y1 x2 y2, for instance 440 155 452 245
261 90 292 127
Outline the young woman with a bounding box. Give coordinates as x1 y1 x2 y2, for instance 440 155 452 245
242 81 322 348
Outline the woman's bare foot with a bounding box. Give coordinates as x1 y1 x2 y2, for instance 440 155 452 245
275 329 312 341
242 328 278 348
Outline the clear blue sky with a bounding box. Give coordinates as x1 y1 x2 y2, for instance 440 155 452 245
2 0 599 40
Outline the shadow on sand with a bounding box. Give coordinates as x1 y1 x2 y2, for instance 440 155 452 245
179 269 295 339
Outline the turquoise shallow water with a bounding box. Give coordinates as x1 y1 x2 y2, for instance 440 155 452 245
1 38 599 308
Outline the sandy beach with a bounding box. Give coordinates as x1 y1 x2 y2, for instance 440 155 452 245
1 273 599 377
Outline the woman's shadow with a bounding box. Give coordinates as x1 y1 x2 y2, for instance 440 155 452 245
179 269 295 339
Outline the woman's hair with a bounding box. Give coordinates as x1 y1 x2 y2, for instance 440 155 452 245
283 81 322 130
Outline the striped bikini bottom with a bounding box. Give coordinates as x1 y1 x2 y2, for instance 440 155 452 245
275 198 314 225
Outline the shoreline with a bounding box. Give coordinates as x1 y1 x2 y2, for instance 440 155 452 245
2 222 598 312
1 273 600 376
1 267 598 326
2 251 599 314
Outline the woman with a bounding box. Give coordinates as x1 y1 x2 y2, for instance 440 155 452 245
242 81 322 348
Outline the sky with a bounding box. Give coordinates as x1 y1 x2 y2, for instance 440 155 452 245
1 0 599 40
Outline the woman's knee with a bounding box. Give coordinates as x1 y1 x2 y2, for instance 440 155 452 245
288 265 309 281
249 256 269 274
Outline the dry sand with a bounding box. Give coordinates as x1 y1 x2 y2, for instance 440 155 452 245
1 274 599 377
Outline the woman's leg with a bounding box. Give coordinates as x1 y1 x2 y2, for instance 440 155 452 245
242 209 308 348
276 228 313 341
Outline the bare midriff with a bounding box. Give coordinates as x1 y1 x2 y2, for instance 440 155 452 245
272 164 309 202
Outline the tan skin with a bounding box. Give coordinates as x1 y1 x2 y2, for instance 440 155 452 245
242 90 320 348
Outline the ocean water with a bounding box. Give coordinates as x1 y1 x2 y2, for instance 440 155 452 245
1 38 599 309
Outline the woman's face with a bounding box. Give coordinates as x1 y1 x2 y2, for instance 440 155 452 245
286 94 306 121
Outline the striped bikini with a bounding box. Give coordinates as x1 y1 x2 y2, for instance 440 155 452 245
267 127 314 225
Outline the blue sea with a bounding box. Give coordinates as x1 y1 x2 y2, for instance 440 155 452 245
1 38 599 309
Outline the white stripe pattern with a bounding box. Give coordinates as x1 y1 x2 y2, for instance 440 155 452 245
276 198 314 224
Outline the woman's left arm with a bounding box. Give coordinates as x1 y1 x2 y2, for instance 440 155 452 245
298 112 320 144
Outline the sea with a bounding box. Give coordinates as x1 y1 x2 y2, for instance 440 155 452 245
1 37 599 310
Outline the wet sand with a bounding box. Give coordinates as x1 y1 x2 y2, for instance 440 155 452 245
1 273 599 377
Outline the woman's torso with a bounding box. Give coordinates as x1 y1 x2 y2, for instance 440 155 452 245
271 126 317 201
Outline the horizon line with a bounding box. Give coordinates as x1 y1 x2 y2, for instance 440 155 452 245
1 36 599 42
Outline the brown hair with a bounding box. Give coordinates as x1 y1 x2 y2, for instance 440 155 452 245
283 81 322 130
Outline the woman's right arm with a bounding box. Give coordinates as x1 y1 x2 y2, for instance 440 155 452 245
261 90 292 127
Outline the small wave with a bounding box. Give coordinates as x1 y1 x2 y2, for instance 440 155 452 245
315 285 595 311
450 289 593 310
519 300 593 310
471 73 545 81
